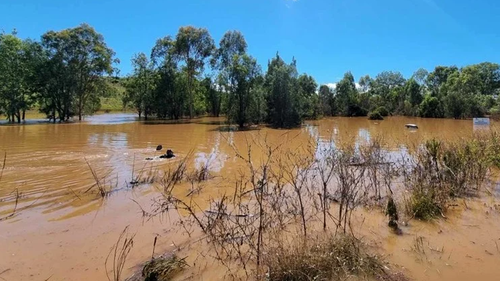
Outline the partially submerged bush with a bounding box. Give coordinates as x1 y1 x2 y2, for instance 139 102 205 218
403 137 493 220
369 111 384 120
376 106 389 117
405 188 444 220
266 234 401 281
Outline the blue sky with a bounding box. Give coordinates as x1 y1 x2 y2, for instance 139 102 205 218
1 0 499 85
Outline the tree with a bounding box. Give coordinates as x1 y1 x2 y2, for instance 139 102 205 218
151 36 187 119
419 95 443 118
40 24 116 121
265 54 301 128
426 66 459 96
374 71 406 90
124 53 156 119
336 72 366 116
227 54 261 127
405 78 422 107
297 74 319 119
412 68 429 85
0 33 42 122
212 30 247 70
319 85 334 116
174 26 215 118
212 31 248 118
202 77 222 117
358 75 373 93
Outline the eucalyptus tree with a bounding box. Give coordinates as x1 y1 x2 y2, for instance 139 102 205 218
319 85 334 116
174 26 215 118
265 54 302 128
40 24 116 121
226 54 262 127
124 53 156 119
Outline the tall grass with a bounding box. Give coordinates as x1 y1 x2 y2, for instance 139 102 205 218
105 226 135 281
266 234 405 281
403 135 498 220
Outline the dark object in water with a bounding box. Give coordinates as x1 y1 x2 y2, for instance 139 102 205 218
159 149 175 159
156 144 163 151
405 124 418 129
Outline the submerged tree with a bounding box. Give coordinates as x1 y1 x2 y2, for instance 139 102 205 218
297 74 320 119
319 84 335 116
227 54 262 127
265 54 302 128
124 53 156 119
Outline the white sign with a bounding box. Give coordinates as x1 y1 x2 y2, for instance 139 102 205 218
473 118 490 126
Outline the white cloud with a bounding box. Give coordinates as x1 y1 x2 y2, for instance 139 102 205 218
324 83 361 90
326 83 337 90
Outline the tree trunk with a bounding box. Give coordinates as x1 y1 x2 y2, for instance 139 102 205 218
22 110 25 121
188 74 193 119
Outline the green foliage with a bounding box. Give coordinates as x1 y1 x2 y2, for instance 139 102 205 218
405 136 495 220
0 33 42 122
406 188 443 220
375 106 389 116
297 74 320 119
2 25 500 124
265 54 302 128
319 85 334 116
226 54 262 127
174 26 215 119
368 111 383 120
419 95 443 118
39 24 116 121
405 78 422 107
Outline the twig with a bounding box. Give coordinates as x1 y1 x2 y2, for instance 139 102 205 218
105 226 135 281
0 152 6 183
0 189 19 221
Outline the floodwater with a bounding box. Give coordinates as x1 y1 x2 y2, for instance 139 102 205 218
0 114 499 281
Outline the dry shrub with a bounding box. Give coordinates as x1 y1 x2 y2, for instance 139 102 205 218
266 234 404 281
142 255 187 281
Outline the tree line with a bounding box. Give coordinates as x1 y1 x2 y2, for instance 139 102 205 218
123 26 320 128
324 64 500 120
1 23 500 126
0 24 117 123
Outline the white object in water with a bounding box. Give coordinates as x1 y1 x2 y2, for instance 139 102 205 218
473 118 490 126
405 124 418 129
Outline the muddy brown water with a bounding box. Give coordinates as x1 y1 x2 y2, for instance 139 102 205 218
1 114 500 281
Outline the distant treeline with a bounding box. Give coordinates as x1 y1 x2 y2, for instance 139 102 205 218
1 24 500 126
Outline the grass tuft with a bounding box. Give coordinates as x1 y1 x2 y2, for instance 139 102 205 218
265 234 404 281
142 255 187 281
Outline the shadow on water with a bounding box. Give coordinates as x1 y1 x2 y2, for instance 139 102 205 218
0 119 61 126
208 125 262 132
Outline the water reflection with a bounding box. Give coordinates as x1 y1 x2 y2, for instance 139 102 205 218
0 114 493 221
85 113 138 125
